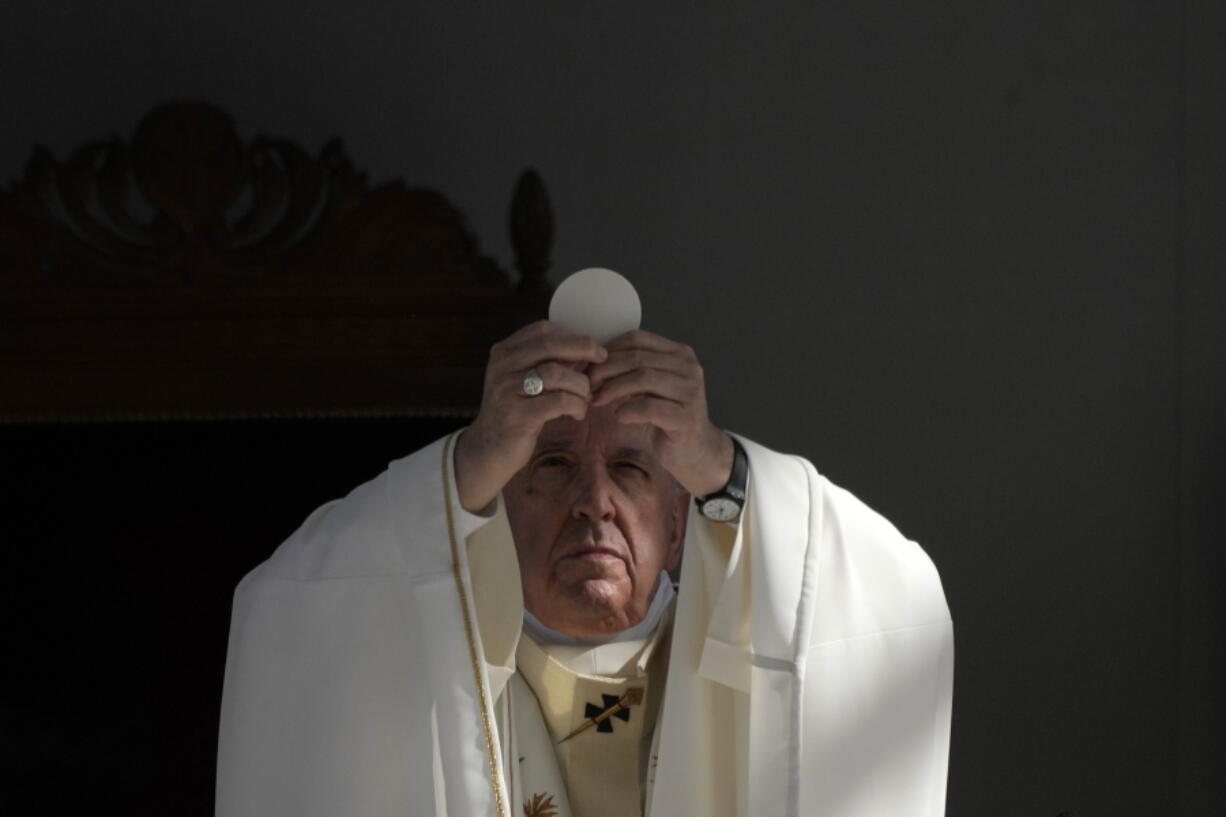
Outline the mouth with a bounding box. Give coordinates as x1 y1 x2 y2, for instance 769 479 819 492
562 544 625 562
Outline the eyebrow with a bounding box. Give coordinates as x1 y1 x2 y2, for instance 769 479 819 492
531 441 649 463
533 439 577 456
611 446 649 463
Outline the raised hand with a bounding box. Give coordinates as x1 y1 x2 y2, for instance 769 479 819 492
586 329 733 498
454 320 607 512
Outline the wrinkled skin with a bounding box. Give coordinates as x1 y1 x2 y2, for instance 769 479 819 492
456 321 733 637
503 406 688 637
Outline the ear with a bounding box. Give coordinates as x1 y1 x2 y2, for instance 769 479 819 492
665 485 689 572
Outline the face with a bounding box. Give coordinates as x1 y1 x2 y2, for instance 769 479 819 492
503 405 689 638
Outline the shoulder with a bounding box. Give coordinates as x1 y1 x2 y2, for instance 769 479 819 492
242 434 458 585
815 472 951 638
733 433 951 640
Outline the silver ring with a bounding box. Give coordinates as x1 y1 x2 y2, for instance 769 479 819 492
521 369 544 396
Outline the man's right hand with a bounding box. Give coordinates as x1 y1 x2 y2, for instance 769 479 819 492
453 320 607 513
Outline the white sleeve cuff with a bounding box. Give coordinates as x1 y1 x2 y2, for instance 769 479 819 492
448 433 500 540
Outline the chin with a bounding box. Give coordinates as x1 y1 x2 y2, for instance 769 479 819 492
572 577 624 610
556 580 636 634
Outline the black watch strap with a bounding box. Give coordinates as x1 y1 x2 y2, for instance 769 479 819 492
695 436 749 521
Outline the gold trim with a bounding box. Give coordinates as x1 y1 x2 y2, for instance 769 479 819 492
505 688 516 815
441 432 509 817
523 792 559 817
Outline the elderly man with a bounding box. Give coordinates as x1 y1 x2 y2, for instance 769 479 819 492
216 323 953 817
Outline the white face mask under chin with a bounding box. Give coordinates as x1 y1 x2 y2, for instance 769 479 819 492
522 572 676 676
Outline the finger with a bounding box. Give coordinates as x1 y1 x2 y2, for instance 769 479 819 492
604 329 694 357
586 348 690 389
497 327 607 373
511 361 592 401
614 395 686 433
591 367 691 407
502 319 597 349
523 390 590 427
500 319 578 346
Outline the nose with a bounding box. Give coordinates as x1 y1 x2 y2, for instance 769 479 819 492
571 463 616 522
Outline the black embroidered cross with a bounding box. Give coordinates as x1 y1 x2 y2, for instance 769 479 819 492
558 688 644 743
586 694 632 733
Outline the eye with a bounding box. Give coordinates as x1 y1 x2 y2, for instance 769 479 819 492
613 461 648 476
537 454 573 468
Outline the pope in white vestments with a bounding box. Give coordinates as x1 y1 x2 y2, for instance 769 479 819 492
215 323 954 817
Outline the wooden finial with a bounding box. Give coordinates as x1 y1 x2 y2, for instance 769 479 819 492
509 167 553 294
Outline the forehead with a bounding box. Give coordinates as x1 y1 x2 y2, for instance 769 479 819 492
535 406 655 458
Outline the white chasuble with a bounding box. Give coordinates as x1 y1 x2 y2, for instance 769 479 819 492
216 432 953 817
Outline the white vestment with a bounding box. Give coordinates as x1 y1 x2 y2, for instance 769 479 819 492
216 432 953 817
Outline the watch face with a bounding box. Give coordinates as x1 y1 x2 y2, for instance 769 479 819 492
701 497 741 522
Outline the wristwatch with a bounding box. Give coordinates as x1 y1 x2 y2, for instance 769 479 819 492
695 436 748 522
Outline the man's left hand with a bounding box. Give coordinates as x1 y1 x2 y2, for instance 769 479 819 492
587 329 734 498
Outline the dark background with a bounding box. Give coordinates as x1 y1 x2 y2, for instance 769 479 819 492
1 2 1222 816
1 419 463 814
